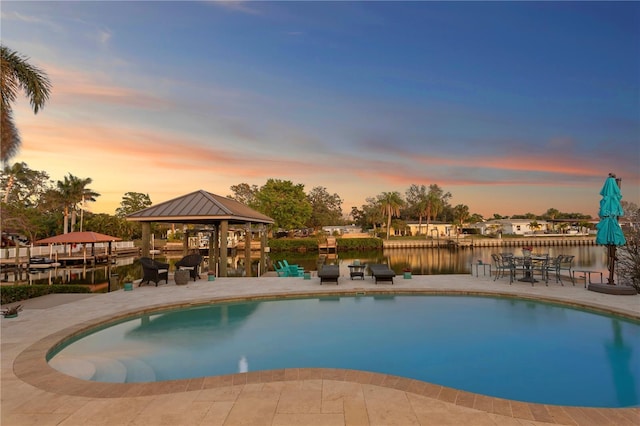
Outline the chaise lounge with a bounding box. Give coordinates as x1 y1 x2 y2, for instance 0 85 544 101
318 264 340 285
140 257 170 286
368 264 396 284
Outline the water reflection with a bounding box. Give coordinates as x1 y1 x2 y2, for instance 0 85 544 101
238 355 249 373
279 245 609 276
607 319 638 406
6 245 610 285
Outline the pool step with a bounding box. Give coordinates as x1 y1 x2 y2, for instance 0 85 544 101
87 356 128 382
49 356 96 381
120 356 157 382
50 354 157 383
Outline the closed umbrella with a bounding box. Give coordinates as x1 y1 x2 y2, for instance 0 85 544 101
595 174 626 285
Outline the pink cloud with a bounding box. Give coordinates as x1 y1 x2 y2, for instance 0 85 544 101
44 65 171 109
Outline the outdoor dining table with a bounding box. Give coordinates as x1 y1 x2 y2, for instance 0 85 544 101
512 255 547 283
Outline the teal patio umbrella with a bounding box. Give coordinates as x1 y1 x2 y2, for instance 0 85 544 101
595 174 626 285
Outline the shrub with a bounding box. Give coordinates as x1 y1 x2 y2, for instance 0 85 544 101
268 237 382 252
0 285 92 305
268 238 319 252
618 226 640 291
335 237 382 250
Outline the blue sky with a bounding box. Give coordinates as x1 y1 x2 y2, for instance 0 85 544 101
3 1 639 218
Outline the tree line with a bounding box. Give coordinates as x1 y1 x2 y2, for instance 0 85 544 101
2 162 613 244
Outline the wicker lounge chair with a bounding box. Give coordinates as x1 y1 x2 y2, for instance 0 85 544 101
318 264 340 284
175 254 203 281
140 257 169 286
368 264 396 284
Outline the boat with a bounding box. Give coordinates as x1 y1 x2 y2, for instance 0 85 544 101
28 257 61 269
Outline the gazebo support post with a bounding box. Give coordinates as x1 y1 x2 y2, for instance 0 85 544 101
214 225 220 276
182 227 189 256
208 229 215 274
220 220 228 277
141 223 151 257
260 225 267 277
244 223 252 277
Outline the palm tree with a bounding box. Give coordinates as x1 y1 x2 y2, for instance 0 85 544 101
405 184 428 235
68 175 99 231
54 174 99 233
529 220 541 235
423 184 452 233
1 45 51 163
378 191 404 240
452 204 470 235
2 162 29 203
55 175 76 234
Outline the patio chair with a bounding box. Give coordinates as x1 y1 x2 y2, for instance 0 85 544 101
282 260 304 276
557 255 575 285
175 253 203 281
274 261 289 277
545 255 563 284
529 255 549 285
140 257 169 286
491 254 514 282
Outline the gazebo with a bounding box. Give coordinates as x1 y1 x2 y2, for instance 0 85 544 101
126 190 274 277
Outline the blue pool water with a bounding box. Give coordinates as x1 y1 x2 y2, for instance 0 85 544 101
48 295 640 408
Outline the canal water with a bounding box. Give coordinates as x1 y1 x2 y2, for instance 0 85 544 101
274 245 610 276
12 245 610 288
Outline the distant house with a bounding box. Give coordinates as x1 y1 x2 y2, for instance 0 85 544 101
391 221 454 238
471 219 550 236
322 225 365 236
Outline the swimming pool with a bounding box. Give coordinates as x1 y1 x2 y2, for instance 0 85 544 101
48 294 640 408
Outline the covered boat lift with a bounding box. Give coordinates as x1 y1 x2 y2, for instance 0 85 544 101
126 190 274 277
33 231 122 265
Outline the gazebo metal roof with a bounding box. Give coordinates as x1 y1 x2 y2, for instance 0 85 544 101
126 190 274 225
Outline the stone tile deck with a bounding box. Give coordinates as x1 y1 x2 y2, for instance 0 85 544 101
2 271 639 425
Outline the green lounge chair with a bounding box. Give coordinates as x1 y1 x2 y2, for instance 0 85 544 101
274 261 289 277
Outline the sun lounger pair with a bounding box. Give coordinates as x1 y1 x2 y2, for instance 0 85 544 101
368 264 396 284
318 264 340 285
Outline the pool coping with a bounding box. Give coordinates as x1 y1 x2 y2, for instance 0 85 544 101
12 287 640 425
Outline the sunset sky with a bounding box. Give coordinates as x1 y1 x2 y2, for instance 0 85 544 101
3 1 639 219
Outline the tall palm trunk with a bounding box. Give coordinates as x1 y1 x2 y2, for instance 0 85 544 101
63 206 69 234
3 175 14 203
386 206 392 240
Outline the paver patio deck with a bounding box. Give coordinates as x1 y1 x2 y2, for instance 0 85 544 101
2 269 639 425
